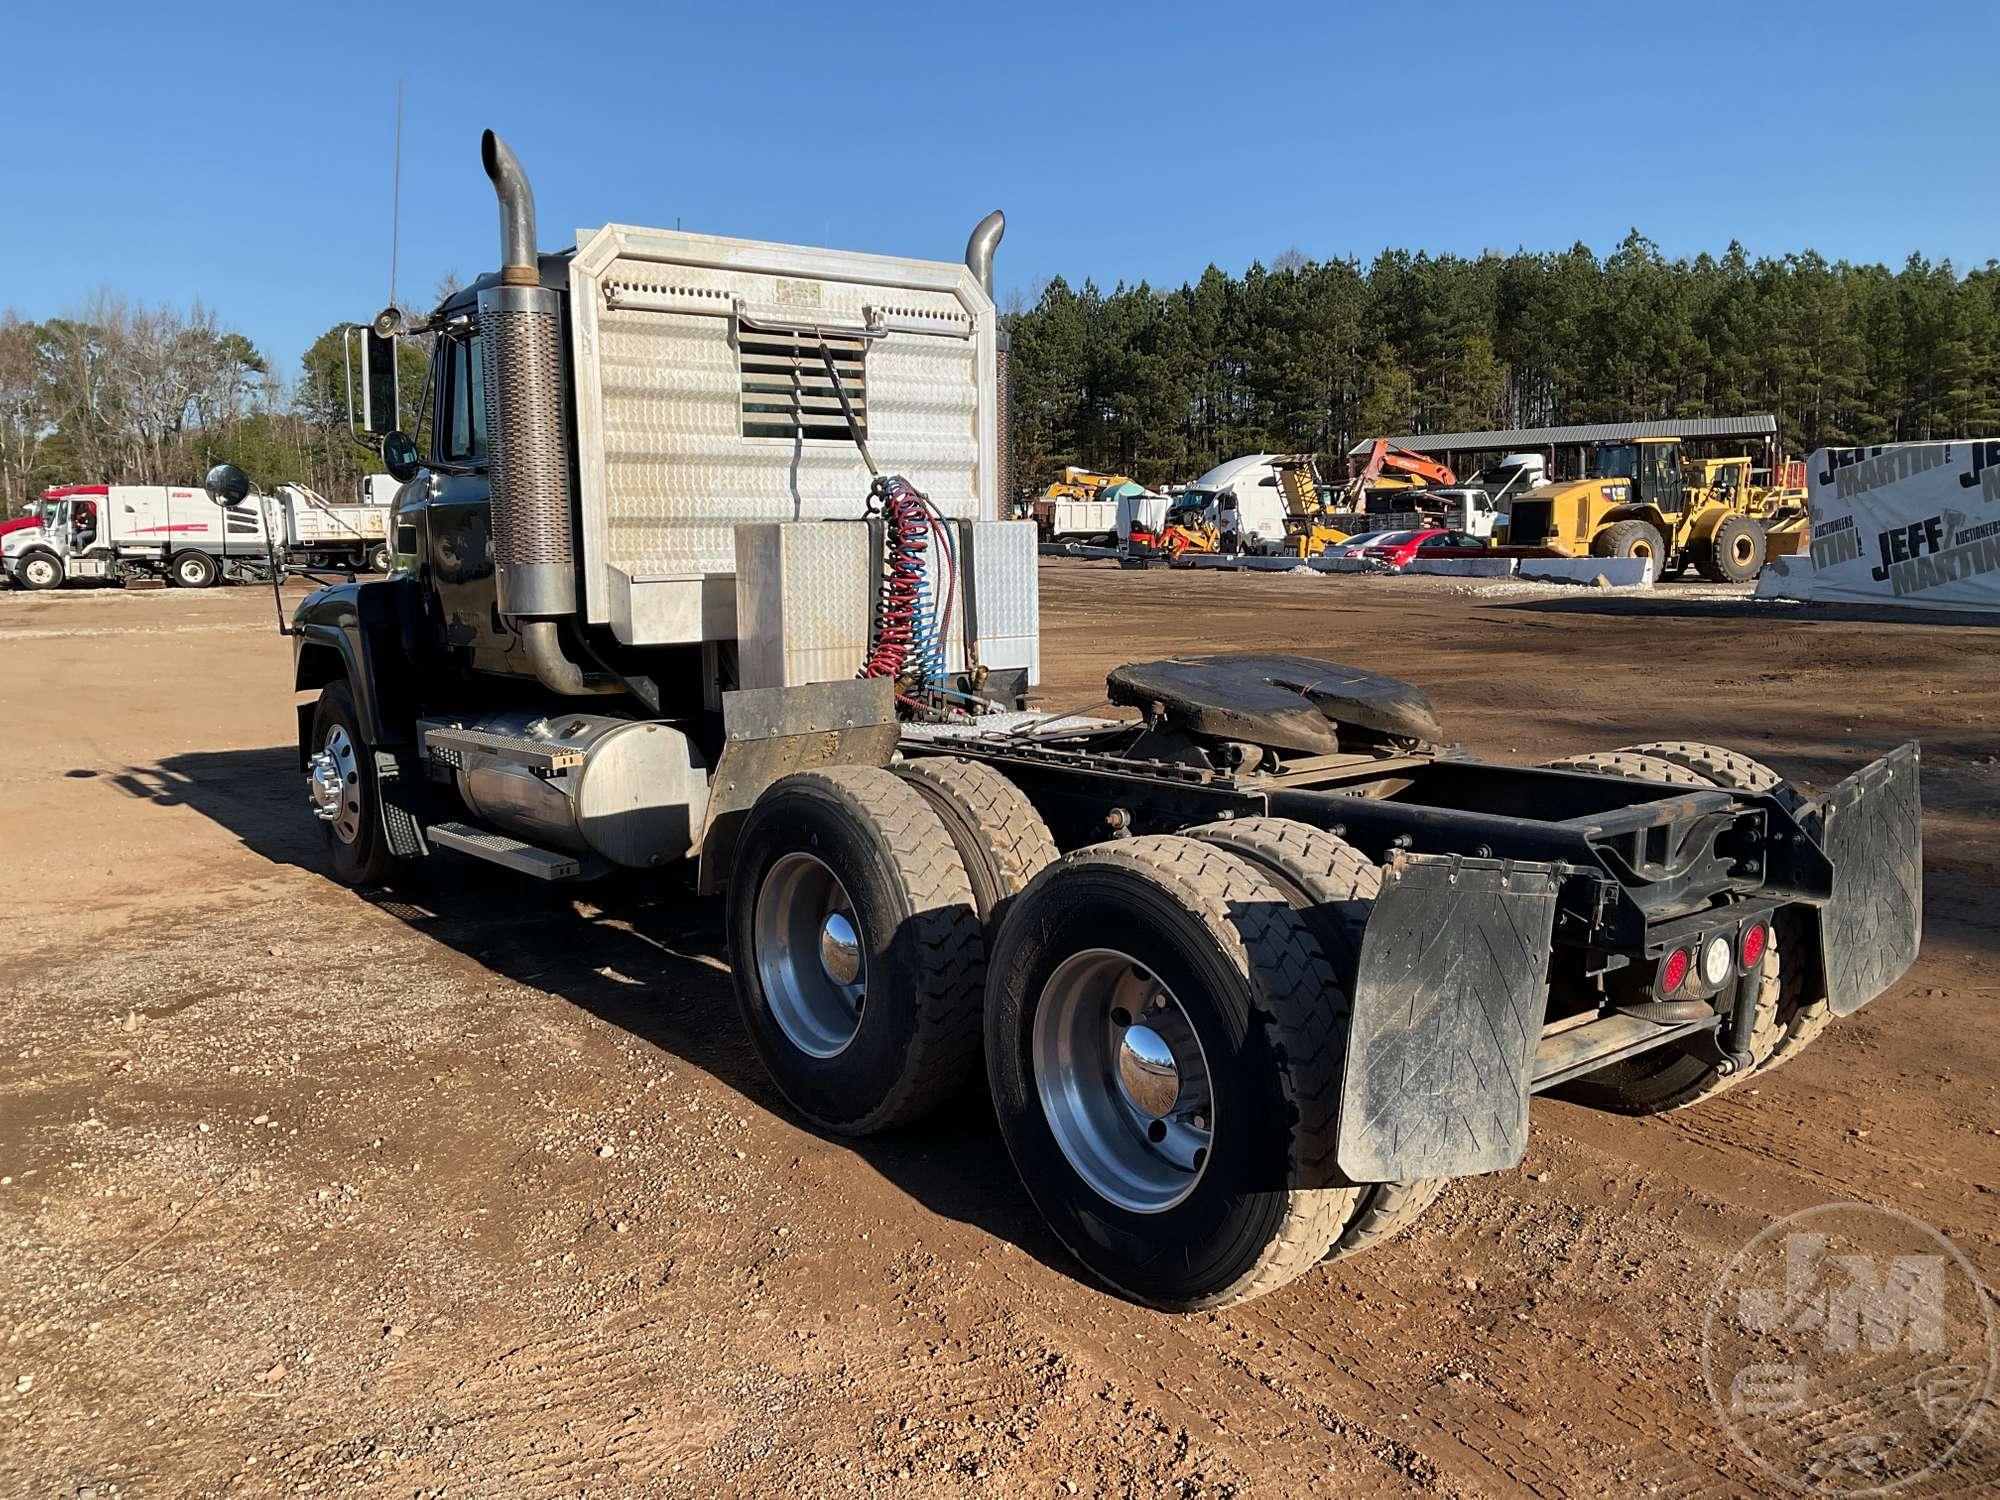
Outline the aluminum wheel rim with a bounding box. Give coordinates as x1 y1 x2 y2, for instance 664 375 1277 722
23 558 56 586
318 724 363 845
755 852 866 1058
1032 948 1213 1214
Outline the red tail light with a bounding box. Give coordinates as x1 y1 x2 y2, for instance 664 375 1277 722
1659 948 1690 994
1741 921 1768 969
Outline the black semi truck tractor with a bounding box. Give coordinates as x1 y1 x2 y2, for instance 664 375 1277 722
210 130 1923 1310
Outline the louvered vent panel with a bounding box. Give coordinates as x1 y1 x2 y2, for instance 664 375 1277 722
739 328 867 442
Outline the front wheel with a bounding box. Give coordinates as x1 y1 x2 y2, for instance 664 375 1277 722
367 543 392 573
171 550 219 588
308 680 397 886
16 551 64 590
985 835 1358 1310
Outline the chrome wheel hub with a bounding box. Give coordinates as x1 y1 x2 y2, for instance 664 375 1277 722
1032 949 1213 1214
312 725 363 844
755 853 866 1057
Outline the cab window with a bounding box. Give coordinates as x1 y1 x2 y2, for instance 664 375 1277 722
441 334 488 465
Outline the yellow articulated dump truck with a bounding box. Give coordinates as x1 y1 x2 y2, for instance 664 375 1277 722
1499 438 1783 582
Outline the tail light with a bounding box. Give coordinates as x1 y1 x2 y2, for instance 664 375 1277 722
1659 948 1691 994
1741 920 1768 970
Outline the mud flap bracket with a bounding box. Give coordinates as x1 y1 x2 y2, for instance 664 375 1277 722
1336 854 1560 1183
1811 741 1922 1016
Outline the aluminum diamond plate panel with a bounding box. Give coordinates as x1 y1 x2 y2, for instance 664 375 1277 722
570 225 999 648
959 520 1040 684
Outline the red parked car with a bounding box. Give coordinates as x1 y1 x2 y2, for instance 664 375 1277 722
1328 527 1488 567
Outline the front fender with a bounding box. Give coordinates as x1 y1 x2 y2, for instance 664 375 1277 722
291 579 414 762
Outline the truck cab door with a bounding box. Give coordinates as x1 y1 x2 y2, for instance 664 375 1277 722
424 328 513 667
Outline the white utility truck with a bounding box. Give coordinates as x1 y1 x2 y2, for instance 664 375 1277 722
215 128 1916 1314
3 481 394 589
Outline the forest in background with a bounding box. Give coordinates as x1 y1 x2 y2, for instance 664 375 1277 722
0 295 433 514
4 233 1997 514
1006 234 2000 489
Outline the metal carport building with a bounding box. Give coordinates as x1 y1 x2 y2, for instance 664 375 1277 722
1348 416 1779 479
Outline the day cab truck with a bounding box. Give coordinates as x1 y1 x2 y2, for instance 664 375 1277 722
216 129 1921 1311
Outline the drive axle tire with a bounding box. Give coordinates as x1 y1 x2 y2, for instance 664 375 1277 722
892 756 1059 934
1544 747 1785 1112
1541 749 1712 787
728 767 985 1136
1591 520 1665 564
1616 741 1829 1062
16 550 64 590
1334 1177 1449 1258
309 680 398 887
1696 514 1766 583
985 835 1360 1310
171 550 219 588
1617 739 1816 831
1183 817 1448 1258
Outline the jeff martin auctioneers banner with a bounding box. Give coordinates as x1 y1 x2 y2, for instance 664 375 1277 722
1804 441 2000 611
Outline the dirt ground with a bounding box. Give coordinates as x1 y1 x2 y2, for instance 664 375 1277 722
3 564 1997 1499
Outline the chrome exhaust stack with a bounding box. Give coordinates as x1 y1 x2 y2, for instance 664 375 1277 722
479 129 578 624
965 211 1013 516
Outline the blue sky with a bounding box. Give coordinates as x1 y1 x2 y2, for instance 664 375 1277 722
4 0 1995 384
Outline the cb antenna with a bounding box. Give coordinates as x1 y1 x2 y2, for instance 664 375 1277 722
388 77 404 312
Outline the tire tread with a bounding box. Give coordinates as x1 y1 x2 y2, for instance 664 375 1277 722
893 757 1059 929
764 767 985 1133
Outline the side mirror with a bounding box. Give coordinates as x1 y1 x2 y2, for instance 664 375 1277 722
348 315 402 437
204 463 252 507
381 430 421 483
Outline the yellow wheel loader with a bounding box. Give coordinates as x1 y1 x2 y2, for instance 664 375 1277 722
1499 439 1775 582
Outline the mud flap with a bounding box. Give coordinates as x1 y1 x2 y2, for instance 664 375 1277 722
1811 741 1922 1016
1335 855 1560 1183
696 678 900 894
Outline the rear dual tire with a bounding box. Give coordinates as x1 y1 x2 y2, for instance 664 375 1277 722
985 835 1360 1310
727 767 987 1135
1182 817 1442 1263
730 772 1431 1308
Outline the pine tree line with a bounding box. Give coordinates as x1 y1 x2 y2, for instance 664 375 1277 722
1004 232 2000 491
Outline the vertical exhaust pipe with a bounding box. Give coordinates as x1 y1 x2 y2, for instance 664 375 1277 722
479 129 579 624
965 211 1012 518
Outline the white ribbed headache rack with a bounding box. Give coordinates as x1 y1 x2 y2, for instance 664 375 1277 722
566 223 1001 651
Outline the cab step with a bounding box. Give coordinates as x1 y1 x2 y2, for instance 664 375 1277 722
425 821 602 880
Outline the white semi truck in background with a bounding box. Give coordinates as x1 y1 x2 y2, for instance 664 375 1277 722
2 478 398 589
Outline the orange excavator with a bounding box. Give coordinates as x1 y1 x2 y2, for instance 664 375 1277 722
1345 440 1457 503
